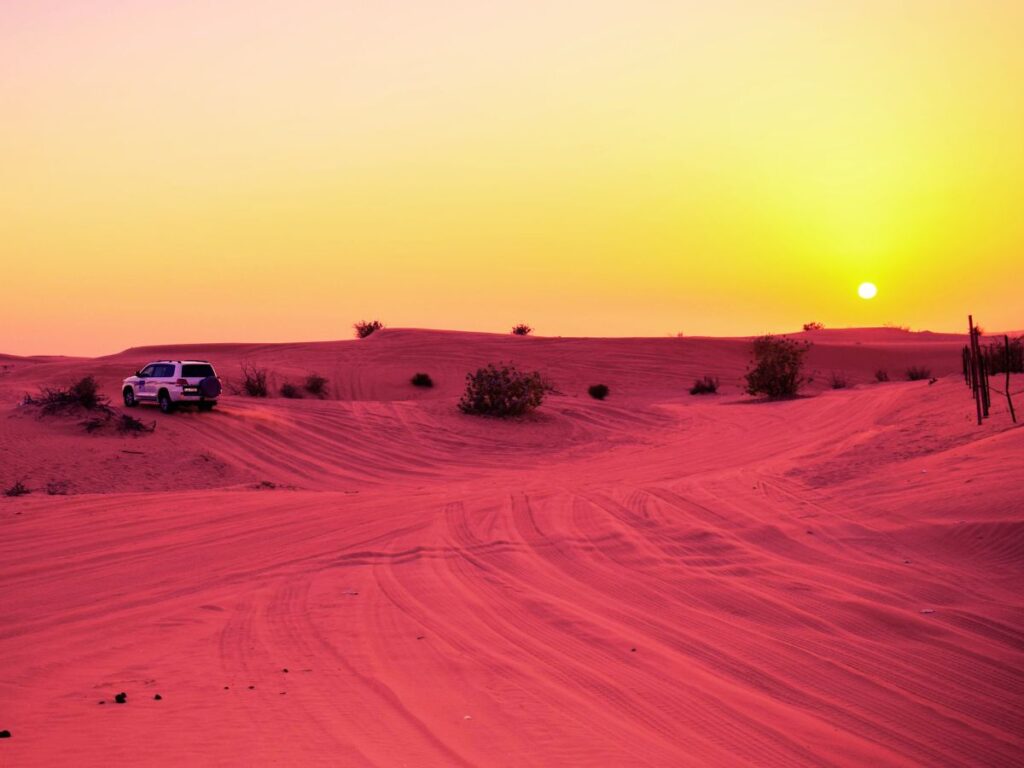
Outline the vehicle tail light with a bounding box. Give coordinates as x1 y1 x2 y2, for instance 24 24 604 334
176 378 188 386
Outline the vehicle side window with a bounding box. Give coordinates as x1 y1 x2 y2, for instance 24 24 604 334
139 365 156 378
155 364 176 377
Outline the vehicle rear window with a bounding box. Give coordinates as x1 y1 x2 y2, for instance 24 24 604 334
182 364 215 378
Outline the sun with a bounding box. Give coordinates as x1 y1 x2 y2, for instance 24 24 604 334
858 282 878 300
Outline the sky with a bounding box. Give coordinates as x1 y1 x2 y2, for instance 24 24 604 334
2 0 1022 356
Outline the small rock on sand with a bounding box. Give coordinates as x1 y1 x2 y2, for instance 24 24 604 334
114 692 127 704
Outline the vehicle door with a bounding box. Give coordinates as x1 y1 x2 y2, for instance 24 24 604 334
135 364 158 399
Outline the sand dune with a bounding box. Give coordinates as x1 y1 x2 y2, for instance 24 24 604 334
1 329 1021 766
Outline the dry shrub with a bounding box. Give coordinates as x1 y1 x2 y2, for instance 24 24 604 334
4 479 30 497
511 324 533 336
588 384 609 400
304 372 328 397
829 372 849 389
803 322 825 332
745 336 810 399
24 376 108 415
240 364 268 397
459 363 545 417
46 481 70 496
690 376 719 395
411 372 434 388
280 382 304 399
354 320 384 338
117 414 154 434
875 369 890 382
906 366 932 381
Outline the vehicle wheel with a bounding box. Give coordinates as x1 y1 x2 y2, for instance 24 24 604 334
123 387 137 408
199 401 215 412
158 390 174 414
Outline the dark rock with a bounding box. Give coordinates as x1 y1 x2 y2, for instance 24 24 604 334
248 686 255 690
282 668 288 673
114 692 127 704
630 647 637 652
154 694 162 701
0 730 10 738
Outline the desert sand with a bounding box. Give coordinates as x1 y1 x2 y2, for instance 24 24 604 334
0 328 1021 766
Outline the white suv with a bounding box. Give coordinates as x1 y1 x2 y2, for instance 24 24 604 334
122 360 222 414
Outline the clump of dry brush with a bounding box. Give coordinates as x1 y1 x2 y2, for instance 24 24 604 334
459 363 546 417
22 376 154 435
745 336 810 399
354 320 384 339
690 376 719 395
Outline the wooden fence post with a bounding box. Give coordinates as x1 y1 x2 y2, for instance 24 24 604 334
969 315 983 425
1005 334 1018 424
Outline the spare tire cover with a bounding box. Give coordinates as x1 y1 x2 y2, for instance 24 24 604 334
199 376 222 398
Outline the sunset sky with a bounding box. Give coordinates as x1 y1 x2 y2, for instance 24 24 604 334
2 1 1022 356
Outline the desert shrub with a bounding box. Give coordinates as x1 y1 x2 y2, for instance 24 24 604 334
588 384 609 400
511 324 533 336
411 372 434 388
829 372 849 389
690 376 719 395
979 337 1023 375
116 414 154 434
240 364 268 397
745 336 810 399
279 382 304 399
875 369 890 382
81 417 107 433
70 376 103 409
458 363 545 417
803 322 825 332
354 320 384 339
46 481 69 496
4 479 30 497
304 372 328 397
24 376 108 415
906 366 932 381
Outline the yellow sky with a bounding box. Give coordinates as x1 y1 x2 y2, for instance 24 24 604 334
1 1 1021 355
